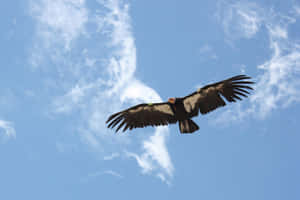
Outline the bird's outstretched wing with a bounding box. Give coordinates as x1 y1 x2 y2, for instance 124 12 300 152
106 103 177 133
183 75 254 116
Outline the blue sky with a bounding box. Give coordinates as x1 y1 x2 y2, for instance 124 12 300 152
1 0 300 199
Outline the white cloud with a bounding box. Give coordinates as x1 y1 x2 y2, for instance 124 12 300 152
0 120 16 141
143 128 173 177
267 25 288 39
119 80 173 181
198 44 218 61
90 170 123 178
102 170 123 178
82 170 123 182
217 1 262 39
89 0 173 182
103 152 120 160
29 0 174 183
251 40 300 118
215 1 300 122
30 0 88 50
52 83 96 113
126 127 174 182
120 79 162 104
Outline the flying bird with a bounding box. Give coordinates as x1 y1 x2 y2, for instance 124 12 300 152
106 75 254 134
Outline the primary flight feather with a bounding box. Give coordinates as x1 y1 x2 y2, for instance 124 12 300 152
106 75 254 134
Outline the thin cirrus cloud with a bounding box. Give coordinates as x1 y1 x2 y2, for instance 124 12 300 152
217 1 262 40
88 170 123 179
215 1 300 122
29 0 173 183
103 152 120 160
81 170 123 183
0 120 16 141
198 44 218 61
30 0 88 51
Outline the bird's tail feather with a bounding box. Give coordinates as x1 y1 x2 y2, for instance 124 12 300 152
179 119 199 134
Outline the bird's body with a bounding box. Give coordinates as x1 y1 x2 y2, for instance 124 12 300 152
169 98 187 120
167 98 199 133
106 75 254 134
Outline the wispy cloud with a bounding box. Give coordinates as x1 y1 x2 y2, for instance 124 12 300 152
99 0 173 181
88 170 123 179
103 170 123 178
29 0 173 183
125 127 174 184
198 44 218 61
29 0 89 71
81 169 123 183
0 120 16 141
103 152 119 160
217 1 262 40
30 0 88 50
251 39 300 118
215 1 300 122
52 83 97 113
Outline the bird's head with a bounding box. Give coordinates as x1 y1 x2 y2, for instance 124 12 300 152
168 97 176 104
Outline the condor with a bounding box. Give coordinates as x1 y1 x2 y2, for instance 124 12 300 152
106 75 254 134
